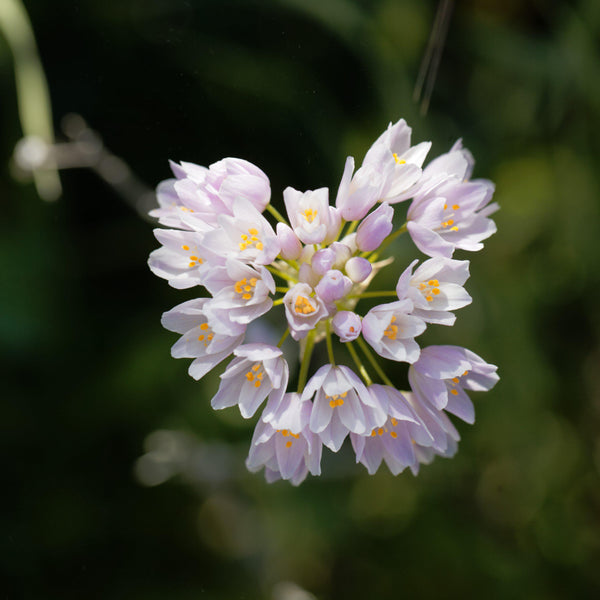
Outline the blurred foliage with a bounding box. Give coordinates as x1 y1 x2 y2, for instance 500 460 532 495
1 0 600 598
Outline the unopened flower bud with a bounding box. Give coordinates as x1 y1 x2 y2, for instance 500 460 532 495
330 241 352 269
332 311 362 342
356 202 394 252
345 256 372 283
315 269 353 304
276 222 302 260
311 248 336 275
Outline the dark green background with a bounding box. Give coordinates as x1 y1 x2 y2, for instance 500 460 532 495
1 0 599 598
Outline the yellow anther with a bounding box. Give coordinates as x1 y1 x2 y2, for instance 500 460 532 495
207 333 213 341
425 296 433 302
390 315 397 323
242 293 252 300
428 279 439 286
285 441 293 449
252 364 260 372
432 288 440 295
281 430 289 437
450 389 458 396
390 431 398 439
249 278 258 287
463 370 469 376
256 242 263 251
452 204 460 210
244 285 252 292
378 428 384 436
291 433 299 439
452 377 459 384
254 380 261 388
302 208 317 223
384 324 398 338
182 245 190 251
391 418 398 426
188 262 196 268
329 399 336 408
450 226 459 232
392 153 406 165
200 323 209 330
189 255 199 261
239 242 246 250
340 392 347 398
248 228 259 236
198 335 204 341
294 296 316 315
419 282 427 290
245 372 254 381
336 397 344 407
371 430 377 437
240 234 248 241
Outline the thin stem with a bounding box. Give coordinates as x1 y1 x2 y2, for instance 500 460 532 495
275 286 290 293
356 337 394 387
266 265 298 284
266 203 288 224
325 320 336 367
297 330 316 394
0 0 61 200
348 291 398 300
273 298 285 307
347 341 373 387
367 222 408 260
277 328 290 348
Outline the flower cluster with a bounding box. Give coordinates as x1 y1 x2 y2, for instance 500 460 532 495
148 118 499 485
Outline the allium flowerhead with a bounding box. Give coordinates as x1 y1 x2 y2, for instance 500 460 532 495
149 116 499 484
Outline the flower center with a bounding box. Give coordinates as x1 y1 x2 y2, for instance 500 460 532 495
245 362 264 388
294 295 316 315
278 429 300 448
383 315 398 339
447 370 469 395
302 208 317 223
239 227 264 251
196 322 214 346
234 277 258 301
418 279 441 302
327 392 347 408
181 244 204 268
441 204 460 231
370 417 400 439
392 153 406 165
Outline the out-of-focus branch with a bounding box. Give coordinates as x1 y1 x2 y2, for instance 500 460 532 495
13 114 157 221
0 0 61 200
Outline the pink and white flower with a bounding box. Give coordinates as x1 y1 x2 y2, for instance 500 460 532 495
303 365 387 451
203 258 275 330
283 283 329 340
161 298 245 381
361 299 426 363
246 393 321 485
283 186 340 245
202 198 280 265
211 344 288 418
395 257 472 325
